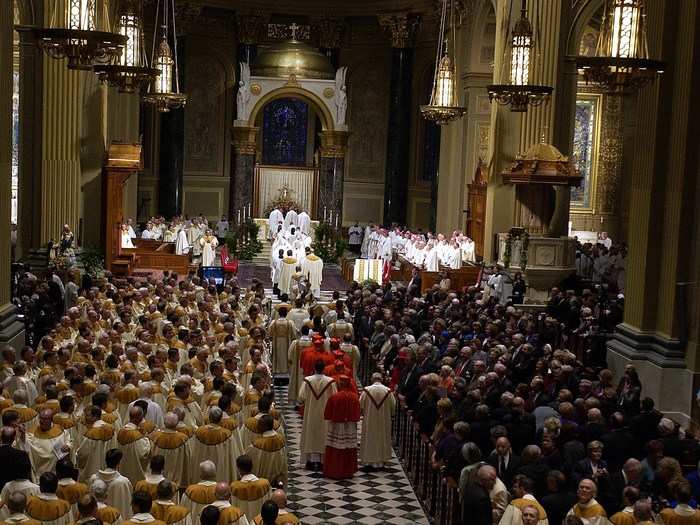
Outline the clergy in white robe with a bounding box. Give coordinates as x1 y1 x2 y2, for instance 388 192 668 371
200 231 219 267
566 480 609 525
75 407 117 484
216 217 230 238
116 406 152 484
26 409 72 478
209 483 248 525
121 225 135 249
231 456 271 522
277 252 297 296
424 243 440 272
4 365 38 406
0 481 40 520
498 491 548 525
89 449 133 520
26 474 73 525
301 252 323 298
297 362 337 465
175 229 189 255
191 408 243 485
244 415 287 487
268 209 284 240
267 309 297 375
297 211 311 236
359 374 396 468
287 329 312 403
180 461 217 520
151 413 191 489
283 210 298 231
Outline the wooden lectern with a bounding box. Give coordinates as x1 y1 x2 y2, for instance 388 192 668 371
103 142 142 272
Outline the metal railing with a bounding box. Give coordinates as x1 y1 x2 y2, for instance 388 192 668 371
393 403 461 525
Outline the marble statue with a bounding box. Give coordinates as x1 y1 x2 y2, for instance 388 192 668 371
335 66 348 126
237 62 251 121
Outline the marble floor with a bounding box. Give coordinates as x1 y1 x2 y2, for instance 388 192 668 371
275 384 430 525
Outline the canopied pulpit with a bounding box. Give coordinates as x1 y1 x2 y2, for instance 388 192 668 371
103 143 141 272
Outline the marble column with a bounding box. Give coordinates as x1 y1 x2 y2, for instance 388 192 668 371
157 39 186 218
318 130 349 223
378 14 420 226
231 126 258 217
0 0 24 347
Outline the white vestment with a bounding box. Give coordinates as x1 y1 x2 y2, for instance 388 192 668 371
278 258 297 296
297 212 311 235
175 229 190 255
200 236 219 266
298 374 337 463
268 209 284 239
301 255 323 297
121 232 135 249
359 383 396 465
90 469 133 520
283 210 298 230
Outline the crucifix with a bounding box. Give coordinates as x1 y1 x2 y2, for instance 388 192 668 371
289 23 300 40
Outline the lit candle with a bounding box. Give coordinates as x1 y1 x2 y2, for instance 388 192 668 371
324 207 327 221
335 214 339 229
237 209 241 224
248 203 252 218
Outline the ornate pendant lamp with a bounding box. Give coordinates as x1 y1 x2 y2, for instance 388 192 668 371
420 0 466 125
142 0 187 112
575 0 664 93
487 0 552 112
32 0 127 70
93 0 160 94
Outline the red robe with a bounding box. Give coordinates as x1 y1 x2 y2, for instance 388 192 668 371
300 347 334 377
323 389 361 479
324 364 358 394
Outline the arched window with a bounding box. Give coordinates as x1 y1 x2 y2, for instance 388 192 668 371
11 0 20 225
262 98 309 166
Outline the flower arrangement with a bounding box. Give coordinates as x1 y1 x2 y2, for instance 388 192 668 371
312 220 347 263
226 219 263 260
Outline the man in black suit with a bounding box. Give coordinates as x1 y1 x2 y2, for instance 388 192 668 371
0 426 33 492
462 465 497 525
601 412 635 471
397 351 421 409
488 436 520 490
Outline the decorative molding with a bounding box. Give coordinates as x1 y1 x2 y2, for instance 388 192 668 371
267 23 311 41
232 126 259 155
235 13 269 44
250 83 262 96
377 13 421 48
312 17 345 49
319 130 349 158
322 87 335 98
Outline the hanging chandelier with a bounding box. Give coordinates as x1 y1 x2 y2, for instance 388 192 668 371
487 0 552 112
32 0 127 71
575 0 664 93
142 0 187 112
420 0 466 125
93 0 160 94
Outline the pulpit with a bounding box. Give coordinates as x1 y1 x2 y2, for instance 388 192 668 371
103 143 141 272
466 163 487 260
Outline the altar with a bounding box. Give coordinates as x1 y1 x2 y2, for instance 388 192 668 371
253 165 319 218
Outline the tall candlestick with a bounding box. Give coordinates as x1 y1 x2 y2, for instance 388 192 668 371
248 203 251 219
237 209 241 225
335 214 339 229
324 206 327 222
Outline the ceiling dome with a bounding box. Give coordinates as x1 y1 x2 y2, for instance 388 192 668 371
252 39 335 80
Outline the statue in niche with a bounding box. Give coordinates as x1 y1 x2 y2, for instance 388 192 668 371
335 66 348 126
237 62 251 121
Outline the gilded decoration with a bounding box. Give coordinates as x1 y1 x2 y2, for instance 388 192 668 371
267 23 311 41
598 94 623 215
319 130 349 158
571 92 602 213
323 87 335 98
232 126 259 155
250 83 262 96
286 74 301 87
252 39 335 80
377 13 421 48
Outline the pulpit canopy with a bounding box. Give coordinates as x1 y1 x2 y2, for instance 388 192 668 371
501 142 581 186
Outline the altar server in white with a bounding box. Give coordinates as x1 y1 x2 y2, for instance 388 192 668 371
283 209 298 231
297 211 311 236
301 249 323 299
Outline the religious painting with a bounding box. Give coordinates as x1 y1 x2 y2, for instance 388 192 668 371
571 93 602 212
262 97 309 166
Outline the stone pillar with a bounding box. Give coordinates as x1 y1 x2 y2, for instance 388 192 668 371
157 39 186 218
484 0 572 259
40 52 87 246
231 126 258 217
606 0 700 424
315 18 345 69
378 13 420 226
318 130 348 223
0 0 24 347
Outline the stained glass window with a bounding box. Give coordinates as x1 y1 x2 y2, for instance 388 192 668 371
262 97 309 166
571 95 600 210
